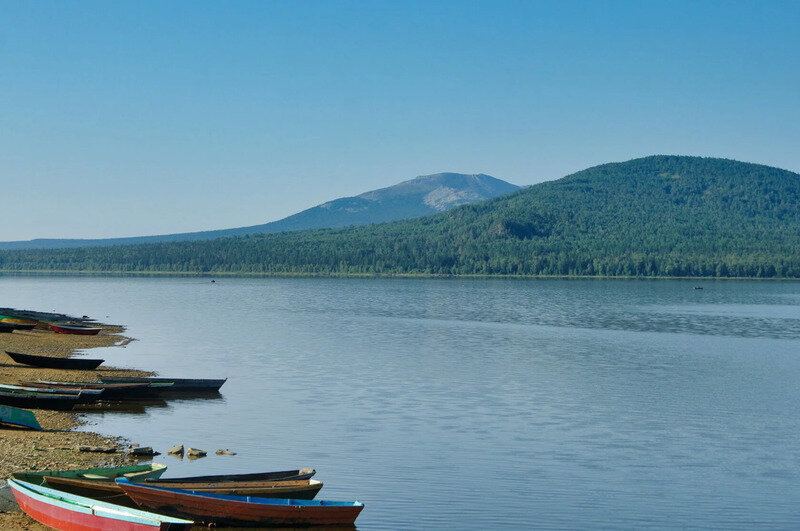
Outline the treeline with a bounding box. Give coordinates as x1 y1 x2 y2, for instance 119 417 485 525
2 156 800 278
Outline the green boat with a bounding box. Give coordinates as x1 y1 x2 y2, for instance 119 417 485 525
14 463 168 486
0 405 42 431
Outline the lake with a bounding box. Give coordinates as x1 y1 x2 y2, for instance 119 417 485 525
1 275 799 528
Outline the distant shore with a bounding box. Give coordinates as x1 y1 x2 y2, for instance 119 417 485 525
1 269 800 281
0 314 150 529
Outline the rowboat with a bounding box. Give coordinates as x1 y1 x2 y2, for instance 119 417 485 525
0 315 38 326
8 478 193 530
3 322 36 331
50 323 102 335
0 389 80 410
14 464 168 486
0 405 43 430
153 467 316 483
19 380 163 400
45 476 323 500
100 377 227 392
117 478 364 527
6 350 105 370
0 383 104 403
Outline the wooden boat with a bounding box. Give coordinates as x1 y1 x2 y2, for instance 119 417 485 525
45 477 323 500
0 323 15 333
50 323 102 335
3 322 36 331
15 463 168 486
0 315 39 326
0 389 80 410
19 380 161 400
6 350 105 370
117 478 364 527
0 405 43 430
8 478 193 530
154 467 316 483
0 383 103 404
100 376 227 392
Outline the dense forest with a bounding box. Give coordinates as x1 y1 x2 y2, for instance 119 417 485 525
2 156 800 277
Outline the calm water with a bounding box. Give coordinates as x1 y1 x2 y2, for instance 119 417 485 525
1 275 799 529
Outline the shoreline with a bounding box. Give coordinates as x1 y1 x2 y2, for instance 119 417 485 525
0 316 151 529
1 270 800 281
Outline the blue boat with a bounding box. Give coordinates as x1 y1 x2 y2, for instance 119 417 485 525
117 477 364 526
0 405 42 430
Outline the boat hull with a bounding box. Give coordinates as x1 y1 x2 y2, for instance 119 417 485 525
9 479 193 531
16 464 168 487
0 405 42 430
153 468 316 483
6 351 104 370
0 391 78 410
50 324 102 335
46 477 323 500
119 480 362 527
100 377 227 392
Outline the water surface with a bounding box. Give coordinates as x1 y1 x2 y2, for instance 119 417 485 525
1 276 799 528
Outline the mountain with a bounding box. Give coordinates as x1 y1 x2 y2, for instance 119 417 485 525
0 173 518 250
3 156 800 278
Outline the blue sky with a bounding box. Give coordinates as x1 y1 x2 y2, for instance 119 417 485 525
1 1 798 240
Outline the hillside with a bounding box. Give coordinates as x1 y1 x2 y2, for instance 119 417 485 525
0 173 518 250
2 156 800 277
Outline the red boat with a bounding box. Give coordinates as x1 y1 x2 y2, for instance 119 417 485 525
117 478 364 527
8 478 193 530
50 323 102 335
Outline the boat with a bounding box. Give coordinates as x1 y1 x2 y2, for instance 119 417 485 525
50 323 102 335
151 467 316 483
0 323 15 333
3 322 36 331
117 478 364 527
45 476 323 500
0 405 43 430
6 350 105 370
14 463 168 486
0 315 39 326
8 478 193 530
19 380 163 400
0 383 104 403
100 376 227 392
0 389 80 410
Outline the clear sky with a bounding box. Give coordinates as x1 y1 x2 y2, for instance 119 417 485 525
2 1 798 240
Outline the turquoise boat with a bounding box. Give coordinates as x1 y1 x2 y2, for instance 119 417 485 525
0 405 42 430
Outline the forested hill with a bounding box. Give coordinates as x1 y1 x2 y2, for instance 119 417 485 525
0 173 517 250
2 155 800 277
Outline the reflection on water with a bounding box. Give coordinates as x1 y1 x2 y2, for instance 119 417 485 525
1 276 799 529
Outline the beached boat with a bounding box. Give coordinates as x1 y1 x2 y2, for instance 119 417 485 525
100 376 227 392
0 315 39 326
6 350 105 370
45 476 323 500
0 323 15 333
3 322 37 331
0 389 80 410
50 323 102 335
153 467 316 483
15 463 168 486
0 405 43 430
8 478 193 530
19 380 163 400
117 478 363 527
0 383 103 403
